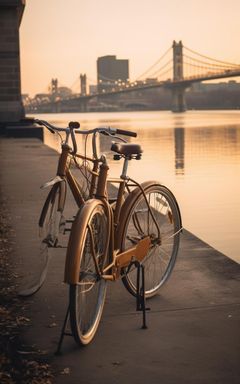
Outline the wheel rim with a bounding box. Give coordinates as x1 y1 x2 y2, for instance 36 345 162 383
74 205 108 343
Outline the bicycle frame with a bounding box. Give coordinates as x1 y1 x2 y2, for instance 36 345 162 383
37 121 159 286
64 154 154 284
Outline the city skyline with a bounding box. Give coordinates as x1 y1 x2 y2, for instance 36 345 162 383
20 0 240 96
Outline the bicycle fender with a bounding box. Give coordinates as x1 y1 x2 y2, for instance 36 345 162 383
40 175 64 189
64 199 109 285
38 181 66 227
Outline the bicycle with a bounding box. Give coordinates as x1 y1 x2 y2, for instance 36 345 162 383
20 119 182 349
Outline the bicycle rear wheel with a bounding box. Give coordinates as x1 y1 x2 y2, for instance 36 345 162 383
69 201 109 346
118 183 182 298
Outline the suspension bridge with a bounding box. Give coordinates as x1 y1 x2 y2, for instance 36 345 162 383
25 41 240 113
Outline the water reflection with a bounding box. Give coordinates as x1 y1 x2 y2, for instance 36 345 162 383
174 128 185 175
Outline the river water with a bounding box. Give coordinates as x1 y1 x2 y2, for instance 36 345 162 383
30 110 240 264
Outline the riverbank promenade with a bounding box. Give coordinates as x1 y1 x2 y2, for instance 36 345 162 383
0 136 239 384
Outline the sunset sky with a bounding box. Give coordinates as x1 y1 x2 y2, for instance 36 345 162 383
20 0 240 96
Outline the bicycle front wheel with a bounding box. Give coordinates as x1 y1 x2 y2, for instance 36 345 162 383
69 201 109 346
118 183 182 298
39 182 66 247
19 182 66 297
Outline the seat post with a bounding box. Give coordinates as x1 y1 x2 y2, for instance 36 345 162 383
121 157 129 179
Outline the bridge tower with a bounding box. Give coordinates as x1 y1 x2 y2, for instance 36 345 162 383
173 40 184 81
51 78 58 98
50 78 61 112
172 40 187 112
79 74 89 111
80 74 87 96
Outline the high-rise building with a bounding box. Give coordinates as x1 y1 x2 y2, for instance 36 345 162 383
97 55 129 92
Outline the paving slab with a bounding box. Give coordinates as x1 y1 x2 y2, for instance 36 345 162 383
0 137 239 384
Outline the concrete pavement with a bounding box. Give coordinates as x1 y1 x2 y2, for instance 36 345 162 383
0 137 239 384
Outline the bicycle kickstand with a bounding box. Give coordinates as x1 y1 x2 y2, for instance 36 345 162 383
128 261 150 329
55 304 71 356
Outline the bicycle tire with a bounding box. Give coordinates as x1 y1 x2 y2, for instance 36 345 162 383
39 181 66 243
18 182 66 297
69 200 109 346
117 182 182 298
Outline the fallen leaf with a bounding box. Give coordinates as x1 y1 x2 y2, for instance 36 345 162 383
60 367 70 375
47 322 57 328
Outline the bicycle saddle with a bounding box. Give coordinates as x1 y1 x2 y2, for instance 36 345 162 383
111 142 143 156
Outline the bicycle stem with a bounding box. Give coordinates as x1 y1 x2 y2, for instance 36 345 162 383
95 155 109 199
57 144 71 176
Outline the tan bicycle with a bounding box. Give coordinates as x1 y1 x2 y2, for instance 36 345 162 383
21 119 182 349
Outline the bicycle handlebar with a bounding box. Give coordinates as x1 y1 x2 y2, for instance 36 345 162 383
34 119 137 156
34 119 137 138
34 119 68 133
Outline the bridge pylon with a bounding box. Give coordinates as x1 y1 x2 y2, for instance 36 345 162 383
171 85 187 112
172 41 187 112
80 74 87 96
51 78 58 98
79 98 88 112
173 40 183 81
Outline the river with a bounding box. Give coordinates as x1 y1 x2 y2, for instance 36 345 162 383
29 110 240 264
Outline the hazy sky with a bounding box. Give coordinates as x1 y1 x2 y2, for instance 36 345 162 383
20 0 240 96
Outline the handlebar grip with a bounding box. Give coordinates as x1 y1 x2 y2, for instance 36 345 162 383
34 118 44 126
34 119 55 133
115 128 137 138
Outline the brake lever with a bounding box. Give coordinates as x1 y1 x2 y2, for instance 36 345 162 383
100 130 127 143
109 134 127 143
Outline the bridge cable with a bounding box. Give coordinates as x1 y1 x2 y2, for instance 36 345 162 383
183 54 239 68
184 45 240 67
184 55 238 72
148 58 172 78
135 46 172 80
184 62 235 72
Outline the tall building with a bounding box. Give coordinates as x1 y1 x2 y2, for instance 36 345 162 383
97 55 129 92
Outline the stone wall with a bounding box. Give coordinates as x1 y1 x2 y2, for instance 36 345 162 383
0 0 25 122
